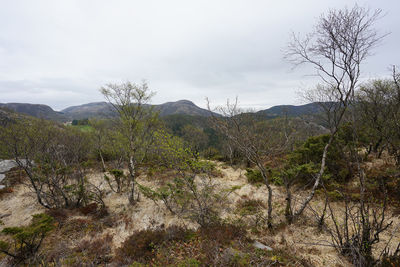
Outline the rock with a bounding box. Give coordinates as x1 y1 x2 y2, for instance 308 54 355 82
253 240 273 251
0 174 5 185
0 159 29 186
0 160 19 173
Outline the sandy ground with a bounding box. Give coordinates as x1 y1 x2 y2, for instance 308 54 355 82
0 184 44 230
1 162 399 266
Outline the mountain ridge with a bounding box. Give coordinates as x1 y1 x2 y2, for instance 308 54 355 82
1 101 325 122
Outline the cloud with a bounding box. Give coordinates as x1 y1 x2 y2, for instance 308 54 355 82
0 0 399 111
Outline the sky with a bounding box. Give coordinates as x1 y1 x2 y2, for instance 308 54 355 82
0 0 399 111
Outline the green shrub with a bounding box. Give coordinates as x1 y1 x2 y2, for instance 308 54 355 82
0 213 55 264
288 133 353 184
326 190 344 201
245 168 264 184
176 258 201 267
236 199 265 216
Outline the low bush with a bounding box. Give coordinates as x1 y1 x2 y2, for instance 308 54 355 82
73 234 113 265
139 173 226 227
236 199 265 216
115 226 192 264
0 213 55 265
245 168 264 184
79 203 99 215
199 223 247 245
45 208 70 226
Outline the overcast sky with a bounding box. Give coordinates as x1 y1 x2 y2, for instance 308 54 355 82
0 0 399 111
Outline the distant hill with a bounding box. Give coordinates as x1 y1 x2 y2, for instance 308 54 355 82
156 100 214 117
1 100 329 122
61 102 115 120
0 103 67 122
61 100 216 120
257 103 324 118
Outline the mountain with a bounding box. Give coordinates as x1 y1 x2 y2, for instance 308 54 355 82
61 102 115 120
61 100 216 120
0 103 67 122
156 100 214 117
1 100 327 122
257 103 323 118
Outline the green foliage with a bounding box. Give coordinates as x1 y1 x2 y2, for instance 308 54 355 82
72 118 89 126
176 258 201 267
138 172 223 227
0 213 55 263
71 124 93 133
288 133 352 184
245 168 264 184
356 78 400 163
151 130 215 174
104 168 127 193
0 118 99 209
236 199 265 216
181 124 209 156
141 130 225 226
280 162 320 185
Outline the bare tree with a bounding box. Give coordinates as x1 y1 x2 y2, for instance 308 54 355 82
285 5 385 219
100 81 159 205
208 98 291 227
323 180 395 266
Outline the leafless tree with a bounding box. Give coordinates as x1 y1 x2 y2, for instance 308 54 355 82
285 5 385 219
207 98 291 227
323 181 396 266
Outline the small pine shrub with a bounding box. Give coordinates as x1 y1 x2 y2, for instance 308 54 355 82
236 199 265 216
0 213 55 264
245 168 264 184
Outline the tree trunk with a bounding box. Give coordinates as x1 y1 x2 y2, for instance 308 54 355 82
16 157 51 209
128 156 136 205
294 134 334 218
99 150 106 172
266 182 273 228
285 182 293 224
258 165 273 228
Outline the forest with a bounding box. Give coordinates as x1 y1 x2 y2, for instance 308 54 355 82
0 5 400 267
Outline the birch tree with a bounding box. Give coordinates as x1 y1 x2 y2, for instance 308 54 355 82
285 5 385 220
100 81 159 205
